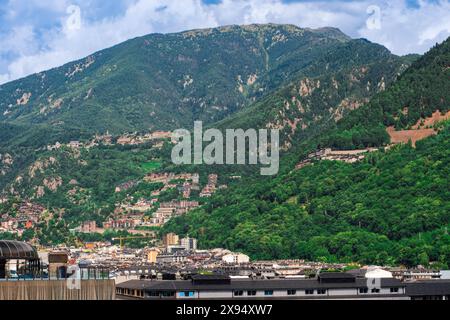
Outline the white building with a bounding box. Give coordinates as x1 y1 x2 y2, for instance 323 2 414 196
181 237 198 251
222 253 250 264
365 267 394 279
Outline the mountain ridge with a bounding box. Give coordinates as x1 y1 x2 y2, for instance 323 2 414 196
0 24 406 139
162 37 450 267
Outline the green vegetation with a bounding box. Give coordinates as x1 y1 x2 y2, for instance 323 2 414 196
141 161 162 173
322 39 450 149
162 38 450 267
0 144 165 229
0 25 408 149
215 38 412 148
164 125 450 267
0 25 448 268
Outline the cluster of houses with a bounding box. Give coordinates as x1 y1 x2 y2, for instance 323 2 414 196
31 232 450 295
61 230 252 276
103 218 138 230
114 173 202 199
116 131 173 146
148 201 200 226
145 172 199 185
0 201 46 235
146 233 250 267
143 172 201 200
45 130 173 152
74 199 201 234
110 173 226 229
296 148 379 170
199 174 227 198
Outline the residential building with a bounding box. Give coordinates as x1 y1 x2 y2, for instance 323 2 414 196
222 253 250 264
156 253 188 264
116 273 450 300
81 221 97 233
162 233 179 247
167 245 188 254
147 249 160 264
181 237 198 251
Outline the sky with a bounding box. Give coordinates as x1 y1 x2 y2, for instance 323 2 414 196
0 0 449 84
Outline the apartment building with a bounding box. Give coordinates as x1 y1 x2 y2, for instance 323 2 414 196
116 273 450 300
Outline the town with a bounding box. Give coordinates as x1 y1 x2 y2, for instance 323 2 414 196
1 237 450 300
1 119 449 301
1 127 230 243
0 171 225 237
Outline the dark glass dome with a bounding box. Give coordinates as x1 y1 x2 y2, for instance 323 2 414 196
0 240 39 260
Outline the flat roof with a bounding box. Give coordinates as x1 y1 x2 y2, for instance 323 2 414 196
406 280 450 296
318 272 356 279
117 278 404 292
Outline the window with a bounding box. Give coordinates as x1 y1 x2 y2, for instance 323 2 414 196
287 290 297 296
162 291 175 297
264 290 274 296
234 291 244 296
390 288 399 293
182 292 188 297
180 291 195 297
305 289 314 295
371 288 380 293
359 288 368 294
317 289 327 295
247 290 257 296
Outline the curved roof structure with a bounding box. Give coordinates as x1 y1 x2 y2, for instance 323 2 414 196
0 240 39 260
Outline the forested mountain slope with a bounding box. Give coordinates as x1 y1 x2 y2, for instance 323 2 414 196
215 38 410 149
2 25 446 267
0 25 351 132
0 24 413 201
163 38 450 267
322 37 450 150
0 24 408 148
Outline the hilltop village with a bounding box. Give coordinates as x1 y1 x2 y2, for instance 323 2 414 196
295 110 450 170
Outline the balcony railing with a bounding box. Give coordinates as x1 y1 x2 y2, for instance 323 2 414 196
0 266 110 281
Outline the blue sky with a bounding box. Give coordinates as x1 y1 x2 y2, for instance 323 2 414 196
0 0 449 84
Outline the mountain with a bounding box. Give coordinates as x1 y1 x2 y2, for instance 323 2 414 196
321 37 450 150
0 24 409 149
0 24 413 197
215 38 412 149
162 38 450 267
2 24 445 267
0 25 349 132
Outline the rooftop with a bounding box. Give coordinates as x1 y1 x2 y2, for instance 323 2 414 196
117 277 404 292
0 240 39 260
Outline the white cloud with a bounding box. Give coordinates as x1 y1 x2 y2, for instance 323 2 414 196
358 0 450 55
0 0 449 84
0 26 37 56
